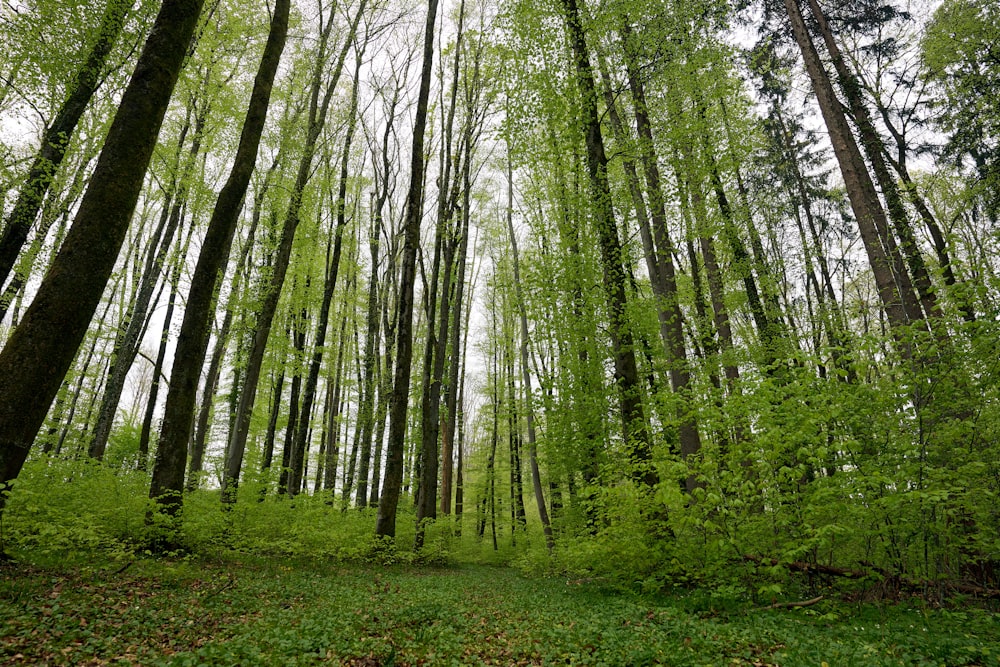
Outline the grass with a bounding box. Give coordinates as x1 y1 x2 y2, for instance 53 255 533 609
1 551 998 666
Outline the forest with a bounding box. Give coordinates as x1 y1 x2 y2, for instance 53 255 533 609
0 0 999 662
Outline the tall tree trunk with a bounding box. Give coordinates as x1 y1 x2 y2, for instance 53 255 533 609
414 1 467 547
323 335 346 496
562 1 654 485
90 107 206 460
0 0 206 499
137 216 194 470
440 144 473 517
806 0 940 328
186 215 260 490
784 0 913 344
260 370 285 477
505 152 554 551
355 207 383 507
293 49 366 500
278 299 308 496
365 75 404 510
375 0 441 540
148 0 289 516
618 22 701 481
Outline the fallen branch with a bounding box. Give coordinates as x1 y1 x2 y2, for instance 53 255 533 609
758 595 824 611
747 556 1000 599
744 555 867 579
202 575 236 601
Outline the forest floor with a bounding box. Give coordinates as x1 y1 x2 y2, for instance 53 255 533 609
1 552 997 666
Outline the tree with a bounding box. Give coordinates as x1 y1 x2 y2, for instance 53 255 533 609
375 0 440 541
219 0 366 504
783 0 916 344
0 0 206 499
559 0 655 487
146 0 289 518
0 0 135 289
922 0 1000 219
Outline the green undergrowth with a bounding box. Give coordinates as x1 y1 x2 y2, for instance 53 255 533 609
1 551 997 666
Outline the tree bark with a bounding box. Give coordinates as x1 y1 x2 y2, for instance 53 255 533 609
354 204 383 507
505 154 555 551
806 0 939 328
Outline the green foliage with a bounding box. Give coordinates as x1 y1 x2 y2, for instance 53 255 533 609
2 456 148 559
922 0 1000 216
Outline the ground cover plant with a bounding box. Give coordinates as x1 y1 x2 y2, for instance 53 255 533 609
3 551 998 666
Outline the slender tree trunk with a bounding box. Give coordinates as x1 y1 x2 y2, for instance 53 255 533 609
138 217 194 469
784 0 912 343
89 108 202 460
148 0 289 517
355 205 383 508
873 100 972 321
375 0 441 540
278 300 308 496
323 345 345 496
220 2 362 503
562 1 654 485
293 51 366 500
440 149 472 517
618 22 700 480
0 0 135 288
260 370 285 476
505 152 554 551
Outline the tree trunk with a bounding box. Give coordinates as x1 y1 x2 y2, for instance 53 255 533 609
806 0 939 328
505 151 554 551
618 22 701 480
219 2 362 504
323 338 346 496
293 50 366 500
138 216 194 470
278 300 308 496
355 205 383 507
784 0 913 343
148 0 289 516
375 0 441 540
91 107 205 461
562 2 654 485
